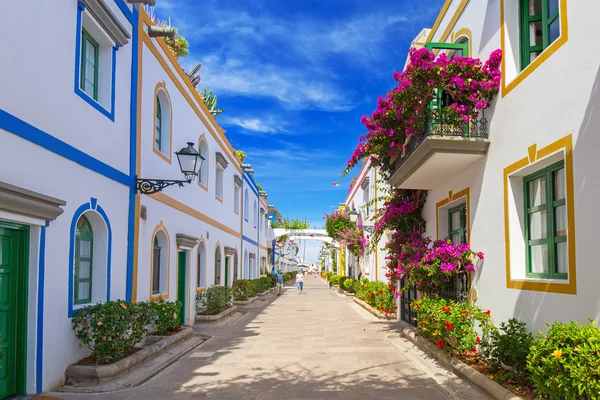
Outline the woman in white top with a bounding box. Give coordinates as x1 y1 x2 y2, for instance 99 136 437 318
296 271 304 294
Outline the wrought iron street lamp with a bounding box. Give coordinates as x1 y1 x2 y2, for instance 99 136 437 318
363 226 375 234
348 209 359 224
137 142 204 195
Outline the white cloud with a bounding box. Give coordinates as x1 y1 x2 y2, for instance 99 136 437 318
220 116 292 135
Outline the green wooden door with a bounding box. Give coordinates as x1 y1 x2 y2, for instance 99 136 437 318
177 251 187 325
0 223 29 399
224 257 229 288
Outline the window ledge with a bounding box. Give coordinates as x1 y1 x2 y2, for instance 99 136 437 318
150 293 169 301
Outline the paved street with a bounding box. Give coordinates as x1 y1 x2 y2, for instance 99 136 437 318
54 278 490 400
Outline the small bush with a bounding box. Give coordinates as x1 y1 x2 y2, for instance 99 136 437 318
269 274 277 287
342 278 357 293
232 279 252 301
356 281 395 316
258 277 272 292
413 297 493 354
338 276 348 289
527 320 600 399
330 275 341 285
72 300 152 364
247 280 259 297
480 318 532 378
326 271 333 281
284 272 291 282
196 286 232 315
149 299 182 336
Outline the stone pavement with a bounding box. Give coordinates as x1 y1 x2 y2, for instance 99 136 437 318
52 278 490 400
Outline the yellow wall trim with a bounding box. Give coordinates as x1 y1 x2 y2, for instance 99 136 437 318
435 187 471 243
140 10 241 173
503 134 577 294
197 134 209 192
452 27 473 56
374 168 379 282
150 221 171 301
426 0 453 42
500 0 569 97
431 0 469 54
259 244 268 251
149 192 242 238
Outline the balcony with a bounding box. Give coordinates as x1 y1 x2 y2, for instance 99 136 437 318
388 110 490 190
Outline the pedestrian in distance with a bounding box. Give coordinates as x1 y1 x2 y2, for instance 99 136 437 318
275 268 284 296
296 270 304 294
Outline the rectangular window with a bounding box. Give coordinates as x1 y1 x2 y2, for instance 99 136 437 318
152 246 161 294
80 29 99 101
520 0 560 70
448 204 467 244
363 186 370 217
216 165 224 199
75 237 93 304
234 183 240 213
524 161 567 279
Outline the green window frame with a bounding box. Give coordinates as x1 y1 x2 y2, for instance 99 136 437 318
155 97 162 151
80 29 99 101
519 0 561 70
523 160 567 279
214 246 221 285
448 204 467 244
75 215 93 305
152 236 161 295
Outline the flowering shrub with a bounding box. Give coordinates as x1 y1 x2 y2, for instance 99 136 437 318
356 281 395 316
325 211 355 241
527 321 600 399
413 297 493 354
343 48 502 177
338 226 367 257
342 278 357 293
149 299 182 336
72 300 152 364
232 279 253 301
196 286 232 315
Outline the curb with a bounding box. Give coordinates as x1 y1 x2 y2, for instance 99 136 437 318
352 296 396 320
233 297 257 306
64 326 193 384
399 328 523 400
196 305 238 322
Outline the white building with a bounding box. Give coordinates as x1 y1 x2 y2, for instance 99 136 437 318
391 0 600 331
0 0 137 395
240 167 260 279
344 161 388 283
135 7 244 325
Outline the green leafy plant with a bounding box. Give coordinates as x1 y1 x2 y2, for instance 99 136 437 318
149 299 182 336
342 278 357 293
338 276 348 289
200 88 225 116
235 150 246 163
232 279 252 301
71 300 152 364
280 217 311 229
480 318 532 378
257 277 272 293
413 297 493 354
196 286 232 315
247 280 259 297
356 281 395 316
325 211 355 241
527 320 600 399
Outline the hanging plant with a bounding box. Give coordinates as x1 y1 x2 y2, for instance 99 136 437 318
324 211 355 241
343 48 502 178
339 226 367 258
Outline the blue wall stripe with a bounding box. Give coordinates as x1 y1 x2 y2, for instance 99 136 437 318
35 222 49 393
125 7 139 303
113 0 135 24
243 173 259 197
242 235 258 247
0 109 131 186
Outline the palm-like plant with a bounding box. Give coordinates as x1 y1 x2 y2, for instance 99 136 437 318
186 63 202 88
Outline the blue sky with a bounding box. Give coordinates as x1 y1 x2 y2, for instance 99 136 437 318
153 0 444 261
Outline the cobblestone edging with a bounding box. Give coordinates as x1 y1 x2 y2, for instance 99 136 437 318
352 296 396 320
400 328 523 400
233 296 258 306
64 326 194 385
196 305 238 322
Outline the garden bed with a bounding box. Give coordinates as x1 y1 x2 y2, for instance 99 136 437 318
196 305 237 322
233 296 258 306
400 328 524 400
65 326 193 386
353 296 396 320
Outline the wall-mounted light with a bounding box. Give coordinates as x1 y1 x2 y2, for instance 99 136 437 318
348 210 359 224
137 142 204 194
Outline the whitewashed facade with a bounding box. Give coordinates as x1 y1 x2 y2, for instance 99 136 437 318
393 0 600 332
0 0 136 394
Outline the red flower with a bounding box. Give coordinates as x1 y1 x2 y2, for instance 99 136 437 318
436 340 445 348
378 290 383 295
476 336 481 344
484 310 491 315
461 310 468 317
445 321 453 331
393 306 398 310
420 319 425 326
379 306 384 311
441 306 451 312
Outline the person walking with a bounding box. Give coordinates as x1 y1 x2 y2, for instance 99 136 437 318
275 268 284 296
296 270 304 294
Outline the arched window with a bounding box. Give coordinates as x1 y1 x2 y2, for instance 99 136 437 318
449 35 470 59
233 251 239 282
197 241 206 288
154 86 171 159
198 139 208 187
152 236 161 295
253 200 257 227
151 228 169 297
75 215 93 304
244 190 249 220
214 246 221 285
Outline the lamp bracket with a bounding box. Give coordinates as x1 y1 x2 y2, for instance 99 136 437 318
136 178 193 195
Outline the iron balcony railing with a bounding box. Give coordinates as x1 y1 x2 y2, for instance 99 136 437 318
395 108 489 172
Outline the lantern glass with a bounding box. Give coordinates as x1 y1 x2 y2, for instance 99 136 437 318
175 142 204 178
348 210 359 224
